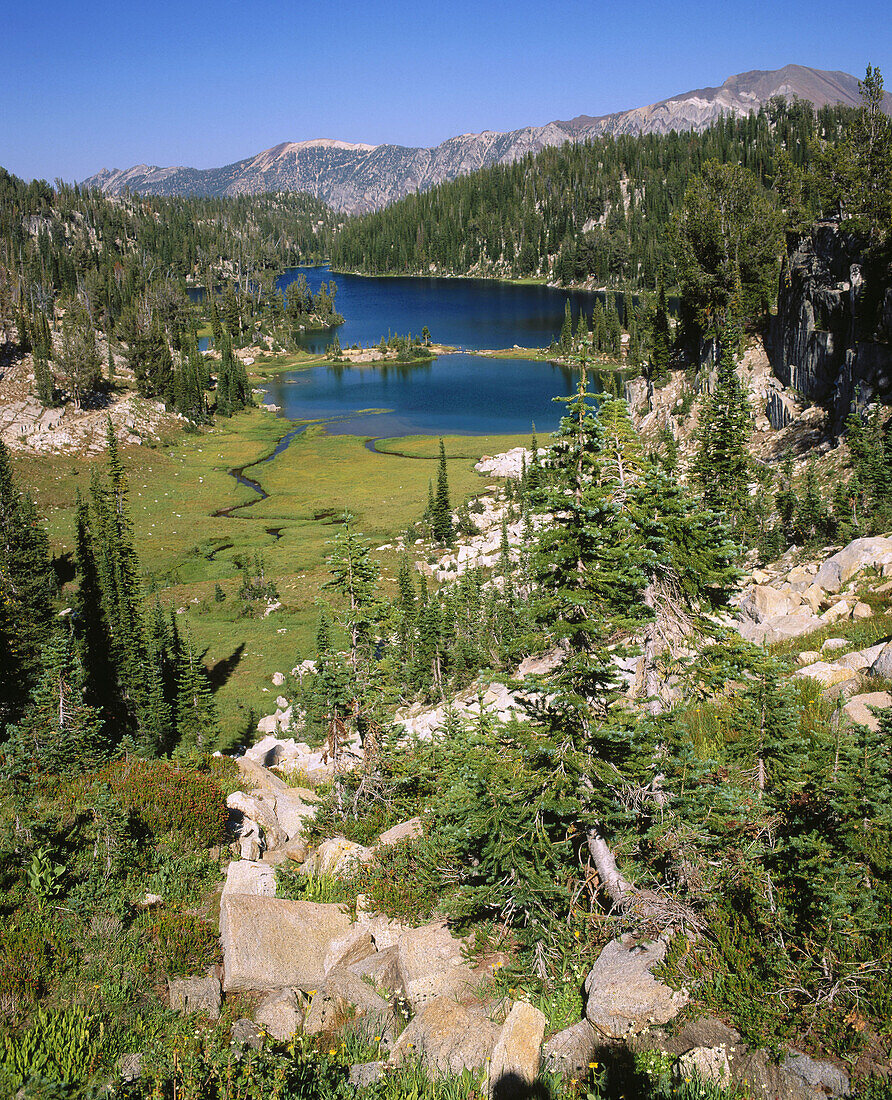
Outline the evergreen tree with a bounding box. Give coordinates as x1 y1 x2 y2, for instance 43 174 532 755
3 631 106 779
693 341 752 530
650 277 671 380
0 440 56 727
794 459 829 545
172 630 219 755
432 439 453 543
559 299 573 353
322 518 381 679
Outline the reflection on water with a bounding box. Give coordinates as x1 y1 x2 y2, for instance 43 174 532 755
263 352 579 436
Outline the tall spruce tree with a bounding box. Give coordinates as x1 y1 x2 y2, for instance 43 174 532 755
3 631 106 779
693 340 752 530
432 439 453 543
0 440 56 727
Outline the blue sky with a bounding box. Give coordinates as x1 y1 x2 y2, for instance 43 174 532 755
3 0 889 183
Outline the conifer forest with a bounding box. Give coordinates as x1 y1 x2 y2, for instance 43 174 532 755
0 64 891 1100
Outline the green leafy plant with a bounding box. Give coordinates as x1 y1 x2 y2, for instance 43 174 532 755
276 867 355 906
0 1006 103 1090
27 846 66 908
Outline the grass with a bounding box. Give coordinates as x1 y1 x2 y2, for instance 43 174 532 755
249 348 327 376
13 408 528 743
769 607 892 663
476 347 553 360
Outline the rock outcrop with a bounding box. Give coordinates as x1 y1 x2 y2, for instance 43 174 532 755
767 222 892 432
219 896 354 992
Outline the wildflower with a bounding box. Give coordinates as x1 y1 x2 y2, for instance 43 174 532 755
329 1049 337 1056
589 1062 598 1068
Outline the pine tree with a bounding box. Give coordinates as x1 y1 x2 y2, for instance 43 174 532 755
650 278 671 380
432 439 453 543
794 459 828 546
394 554 417 666
3 631 106 779
559 299 573 353
172 630 219 756
322 518 381 679
73 495 124 732
0 440 56 727
693 340 752 530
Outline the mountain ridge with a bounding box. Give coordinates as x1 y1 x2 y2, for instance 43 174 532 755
83 65 892 213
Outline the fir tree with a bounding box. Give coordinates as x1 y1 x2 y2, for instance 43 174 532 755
693 340 752 530
559 299 573 353
0 440 56 726
650 278 671 380
3 631 106 779
432 439 453 543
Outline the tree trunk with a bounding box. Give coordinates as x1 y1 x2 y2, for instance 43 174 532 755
585 825 635 908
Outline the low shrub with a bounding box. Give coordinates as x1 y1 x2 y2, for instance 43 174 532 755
102 758 228 846
144 909 220 978
359 838 445 924
0 918 62 1017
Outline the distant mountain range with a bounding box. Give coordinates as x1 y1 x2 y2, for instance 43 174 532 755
83 65 892 214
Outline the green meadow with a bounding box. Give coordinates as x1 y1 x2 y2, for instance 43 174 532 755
14 408 528 741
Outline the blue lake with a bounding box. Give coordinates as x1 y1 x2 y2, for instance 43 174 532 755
281 266 607 356
261 267 606 436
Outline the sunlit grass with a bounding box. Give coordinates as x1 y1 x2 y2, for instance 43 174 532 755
13 409 527 742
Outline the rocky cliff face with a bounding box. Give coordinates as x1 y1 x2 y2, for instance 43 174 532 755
82 65 891 214
767 222 892 431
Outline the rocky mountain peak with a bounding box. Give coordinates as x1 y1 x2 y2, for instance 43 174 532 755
82 65 891 213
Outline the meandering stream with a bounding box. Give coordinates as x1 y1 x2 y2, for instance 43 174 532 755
220 266 602 512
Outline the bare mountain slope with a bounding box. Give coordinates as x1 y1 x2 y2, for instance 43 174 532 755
83 65 891 213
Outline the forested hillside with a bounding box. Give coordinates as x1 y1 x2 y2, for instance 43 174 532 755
330 100 851 289
0 172 341 425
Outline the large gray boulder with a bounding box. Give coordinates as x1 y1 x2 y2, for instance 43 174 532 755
168 970 221 1018
231 1019 263 1049
869 640 892 679
487 1001 547 1099
348 944 403 994
226 791 286 852
389 997 501 1076
254 989 303 1040
377 817 423 847
222 859 276 898
304 966 396 1039
301 836 374 878
842 690 892 730
584 937 688 1039
220 895 353 992
397 921 479 1009
272 789 317 840
235 755 289 791
781 1052 850 1098
350 1062 385 1087
731 1046 844 1100
739 585 802 623
738 609 823 645
542 1020 599 1079
676 1046 731 1087
814 537 892 593
793 661 860 690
